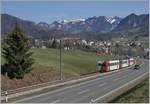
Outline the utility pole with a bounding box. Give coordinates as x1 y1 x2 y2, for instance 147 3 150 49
5 72 8 102
60 39 62 80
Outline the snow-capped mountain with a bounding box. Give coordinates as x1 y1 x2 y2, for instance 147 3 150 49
49 16 122 33
105 16 120 24
62 18 85 24
37 22 50 29
1 13 148 40
105 16 116 24
104 16 122 30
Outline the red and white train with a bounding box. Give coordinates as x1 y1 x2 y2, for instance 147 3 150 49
97 58 134 72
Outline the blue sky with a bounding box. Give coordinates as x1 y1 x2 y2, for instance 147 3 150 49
1 1 149 23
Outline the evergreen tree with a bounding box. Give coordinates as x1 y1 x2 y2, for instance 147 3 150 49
2 23 34 79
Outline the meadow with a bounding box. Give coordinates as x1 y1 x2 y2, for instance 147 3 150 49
30 48 113 76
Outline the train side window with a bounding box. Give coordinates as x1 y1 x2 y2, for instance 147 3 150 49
109 62 119 66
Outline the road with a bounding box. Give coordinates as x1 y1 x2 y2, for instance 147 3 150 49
16 60 149 103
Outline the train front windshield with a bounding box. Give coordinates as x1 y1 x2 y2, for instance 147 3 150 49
97 63 102 71
98 63 103 66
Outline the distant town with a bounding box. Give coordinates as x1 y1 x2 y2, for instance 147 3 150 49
30 36 149 59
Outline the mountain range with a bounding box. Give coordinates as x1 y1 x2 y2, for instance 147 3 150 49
1 13 149 40
48 16 122 33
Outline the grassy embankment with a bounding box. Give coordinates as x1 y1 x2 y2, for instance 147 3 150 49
112 78 149 103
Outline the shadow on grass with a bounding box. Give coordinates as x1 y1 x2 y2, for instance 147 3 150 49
1 64 18 79
1 65 7 75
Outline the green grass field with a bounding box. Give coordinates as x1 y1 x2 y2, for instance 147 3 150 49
2 48 114 76
112 78 149 103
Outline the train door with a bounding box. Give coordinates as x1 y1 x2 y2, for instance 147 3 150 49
119 60 122 69
101 61 109 72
